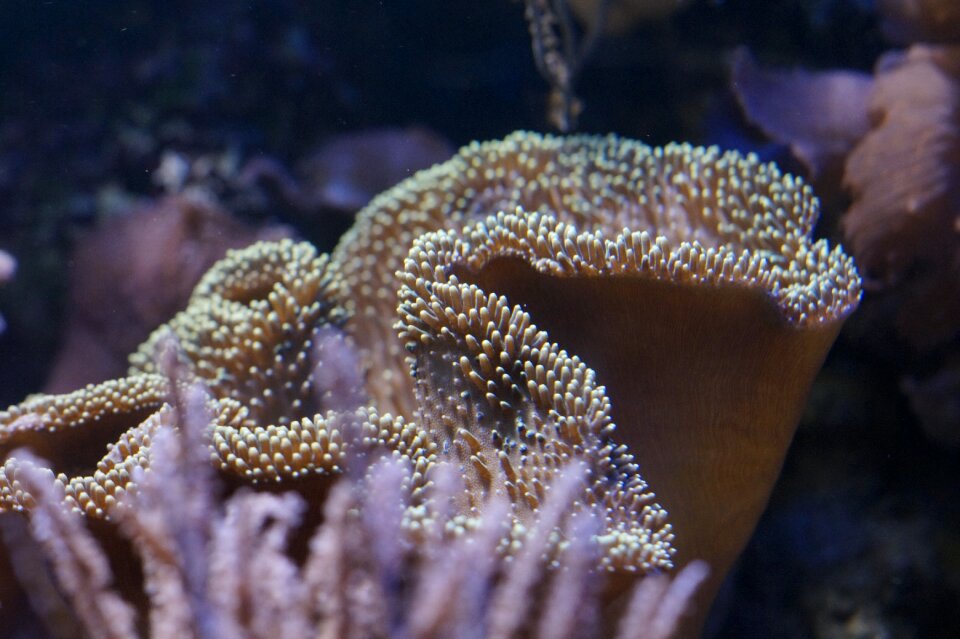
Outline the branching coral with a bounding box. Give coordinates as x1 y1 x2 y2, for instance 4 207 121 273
8 390 708 639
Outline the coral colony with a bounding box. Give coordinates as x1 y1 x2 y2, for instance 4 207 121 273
1 133 859 638
4 1 960 636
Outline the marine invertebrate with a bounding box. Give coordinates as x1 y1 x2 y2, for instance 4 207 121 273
339 131 801 419
399 221 673 572
1 235 676 630
333 134 860 632
1 239 357 516
517 0 691 131
729 41 960 450
520 0 595 131
336 131 652 418
842 44 960 348
396 201 859 633
45 194 290 393
7 387 707 639
3 131 860 637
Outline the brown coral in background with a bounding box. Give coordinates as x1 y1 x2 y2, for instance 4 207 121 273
842 45 960 349
730 40 960 450
45 194 290 393
730 48 874 186
731 46 960 340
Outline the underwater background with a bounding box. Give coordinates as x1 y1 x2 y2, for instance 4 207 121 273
0 1 957 637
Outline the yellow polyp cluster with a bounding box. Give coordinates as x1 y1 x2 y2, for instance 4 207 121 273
333 132 861 418
210 407 436 484
398 228 675 572
1 239 355 516
459 208 860 327
0 375 169 437
130 239 346 429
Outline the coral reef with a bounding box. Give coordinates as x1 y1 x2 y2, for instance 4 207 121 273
1 131 860 637
2 2 958 635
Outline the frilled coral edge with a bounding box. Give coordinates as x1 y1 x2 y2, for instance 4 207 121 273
333 131 860 418
407 208 860 329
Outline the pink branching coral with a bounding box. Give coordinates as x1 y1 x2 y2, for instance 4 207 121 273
8 353 707 639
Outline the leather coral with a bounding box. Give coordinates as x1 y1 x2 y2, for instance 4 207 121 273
394 184 859 632
0 239 366 515
0 233 676 582
333 131 716 420
1 132 860 638
340 131 860 633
